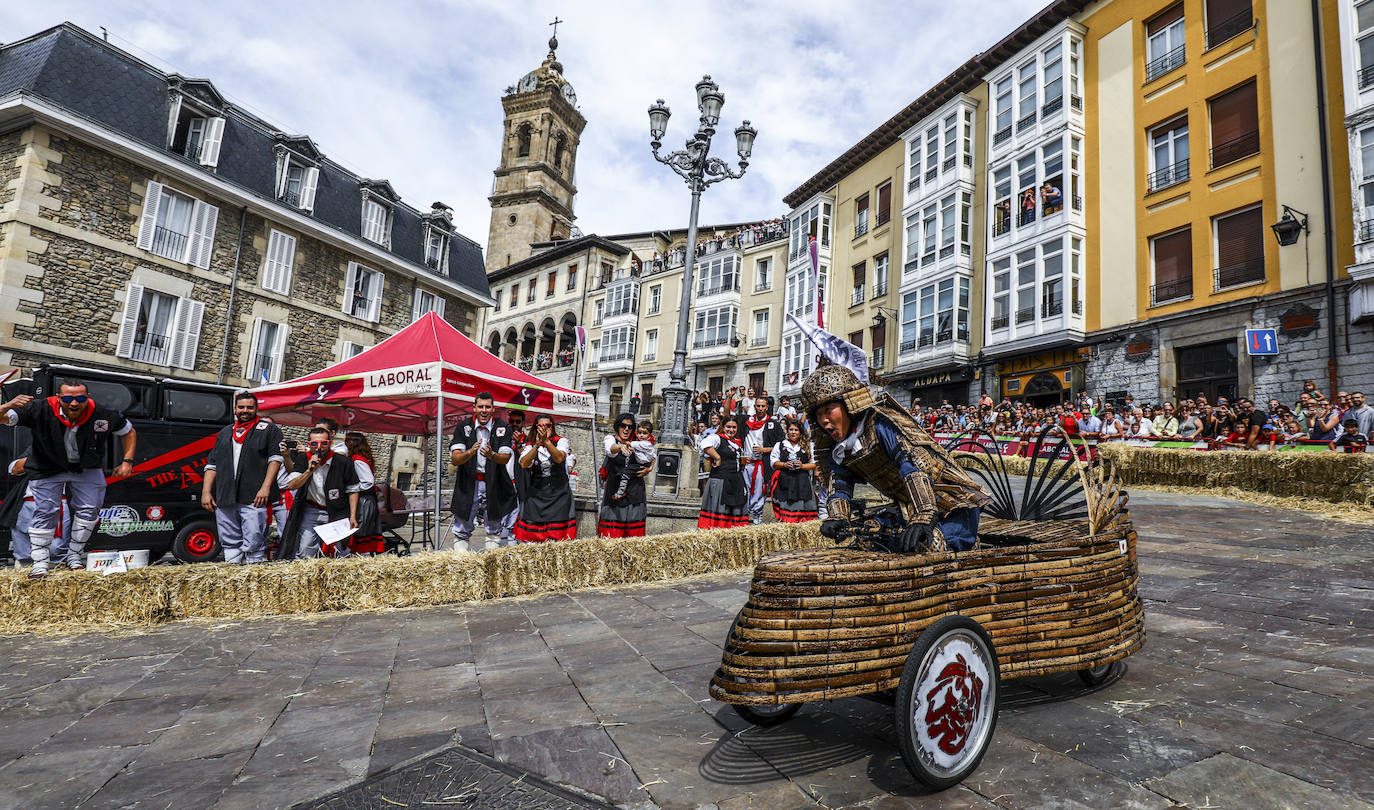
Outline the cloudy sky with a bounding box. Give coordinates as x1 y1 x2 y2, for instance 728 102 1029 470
3 0 1047 248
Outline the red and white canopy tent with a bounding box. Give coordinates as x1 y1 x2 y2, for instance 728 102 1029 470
249 312 595 541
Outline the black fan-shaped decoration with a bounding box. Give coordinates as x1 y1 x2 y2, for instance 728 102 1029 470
941 425 1090 522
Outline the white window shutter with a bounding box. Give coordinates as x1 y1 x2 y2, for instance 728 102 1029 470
199 117 225 167
170 297 205 370
434 295 445 319
368 271 384 322
262 231 281 292
343 262 358 315
137 183 163 252
166 97 182 149
299 167 319 212
411 289 421 322
270 323 290 383
115 284 145 358
277 232 296 293
275 157 288 199
249 318 264 381
188 200 219 268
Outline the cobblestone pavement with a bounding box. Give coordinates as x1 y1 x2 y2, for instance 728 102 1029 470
0 488 1370 810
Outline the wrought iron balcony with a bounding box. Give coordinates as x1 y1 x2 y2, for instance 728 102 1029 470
1149 277 1192 306
939 244 955 259
960 244 972 256
993 126 1012 146
992 219 1011 238
1361 64 1374 91
908 177 920 195
918 334 933 348
1017 209 1036 227
1015 306 1034 324
899 338 917 353
1017 112 1037 133
1146 44 1186 82
1070 95 1083 111
1042 298 1064 318
1072 194 1083 211
1213 258 1265 291
904 258 920 275
151 226 188 260
1071 298 1083 315
876 209 891 227
942 156 956 171
1147 159 1190 193
183 141 202 161
870 347 885 369
851 286 865 307
131 334 170 365
991 314 1009 330
873 282 888 297
922 251 936 267
1360 218 1374 242
1042 96 1063 116
1206 7 1253 50
963 154 973 167
925 168 938 182
855 219 869 239
1210 130 1259 169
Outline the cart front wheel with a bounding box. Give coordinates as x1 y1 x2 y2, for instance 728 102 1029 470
725 609 801 727
895 615 999 791
1077 661 1119 687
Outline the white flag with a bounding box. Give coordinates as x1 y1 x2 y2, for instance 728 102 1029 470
787 314 868 384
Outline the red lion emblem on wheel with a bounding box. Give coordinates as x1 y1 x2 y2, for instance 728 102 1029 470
923 653 985 755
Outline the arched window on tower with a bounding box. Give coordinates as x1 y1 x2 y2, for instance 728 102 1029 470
517 124 532 158
553 133 566 172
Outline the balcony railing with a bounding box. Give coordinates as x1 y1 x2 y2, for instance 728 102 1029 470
876 209 891 227
922 251 936 267
697 280 740 297
1361 64 1374 91
1017 112 1037 133
905 258 920 275
1042 298 1064 318
963 154 973 167
851 286 865 306
751 336 768 347
918 334 933 348
1015 306 1035 324
870 347 885 369
130 334 170 365
425 255 441 269
942 156 956 171
1150 277 1192 306
1360 218 1374 242
908 177 920 195
1072 194 1083 211
1017 209 1036 227
1072 298 1083 315
692 336 734 349
1042 96 1063 117
151 226 188 260
925 168 938 182
1214 258 1265 290
960 244 972 256
1145 44 1186 82
1206 7 1253 50
182 141 202 162
873 282 888 297
855 219 869 239
1210 130 1259 169
939 244 955 259
992 219 1011 238
994 126 1012 146
282 189 300 207
1071 95 1083 111
900 338 917 353
991 314 1009 330
1147 159 1190 193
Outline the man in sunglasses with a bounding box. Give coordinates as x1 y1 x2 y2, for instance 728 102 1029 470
1 378 136 578
282 427 361 558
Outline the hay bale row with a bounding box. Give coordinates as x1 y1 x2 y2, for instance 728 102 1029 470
1097 444 1374 506
0 521 826 635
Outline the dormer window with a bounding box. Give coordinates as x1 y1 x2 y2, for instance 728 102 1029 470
275 156 319 212
362 199 390 246
425 229 448 271
168 101 224 168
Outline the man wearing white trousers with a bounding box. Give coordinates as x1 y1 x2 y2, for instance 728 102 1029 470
449 392 517 552
201 392 283 564
1 379 136 579
741 397 784 525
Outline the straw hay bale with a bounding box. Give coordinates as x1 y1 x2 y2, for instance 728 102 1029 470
0 521 826 635
1098 444 1374 505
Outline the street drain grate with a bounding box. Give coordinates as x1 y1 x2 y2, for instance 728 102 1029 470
293 743 617 810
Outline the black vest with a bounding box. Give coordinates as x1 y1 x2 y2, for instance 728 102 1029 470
16 398 130 477
450 418 516 519
207 420 284 506
280 453 359 558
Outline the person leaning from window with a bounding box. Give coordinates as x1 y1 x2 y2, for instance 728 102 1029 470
802 363 991 553
1041 181 1062 214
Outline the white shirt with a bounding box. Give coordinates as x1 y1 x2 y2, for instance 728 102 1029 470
526 437 571 476
628 439 657 465
306 457 333 505
452 419 511 475
832 416 867 465
769 440 806 467
353 458 375 490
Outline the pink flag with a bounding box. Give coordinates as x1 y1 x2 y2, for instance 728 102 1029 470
808 235 822 328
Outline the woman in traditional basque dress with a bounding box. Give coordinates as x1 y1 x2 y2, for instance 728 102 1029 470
341 432 386 555
769 419 819 522
698 417 749 529
598 414 648 537
514 415 576 542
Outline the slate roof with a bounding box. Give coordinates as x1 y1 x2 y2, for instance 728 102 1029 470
0 23 488 299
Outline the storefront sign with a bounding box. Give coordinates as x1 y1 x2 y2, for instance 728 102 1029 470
995 348 1080 376
911 367 972 388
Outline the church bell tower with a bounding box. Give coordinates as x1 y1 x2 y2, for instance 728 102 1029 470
486 31 586 274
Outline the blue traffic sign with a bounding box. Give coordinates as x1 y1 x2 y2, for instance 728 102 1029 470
1245 328 1278 356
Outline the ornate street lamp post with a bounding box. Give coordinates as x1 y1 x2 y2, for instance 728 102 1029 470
648 75 757 446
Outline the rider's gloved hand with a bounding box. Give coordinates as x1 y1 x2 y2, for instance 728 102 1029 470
819 519 850 540
899 518 940 553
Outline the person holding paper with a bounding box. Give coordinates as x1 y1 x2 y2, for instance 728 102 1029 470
281 427 360 558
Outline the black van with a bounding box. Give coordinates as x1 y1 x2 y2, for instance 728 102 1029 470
1 364 235 564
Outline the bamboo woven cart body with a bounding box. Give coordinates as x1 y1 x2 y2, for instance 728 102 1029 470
711 429 1145 707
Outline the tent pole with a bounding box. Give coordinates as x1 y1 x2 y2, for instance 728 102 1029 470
588 415 602 508
435 393 445 550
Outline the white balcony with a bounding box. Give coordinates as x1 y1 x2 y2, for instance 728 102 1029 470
895 331 972 375
689 338 738 365
597 354 634 376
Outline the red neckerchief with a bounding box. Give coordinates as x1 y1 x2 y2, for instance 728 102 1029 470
722 433 743 449
746 415 768 431
232 417 259 443
351 454 372 469
48 396 94 428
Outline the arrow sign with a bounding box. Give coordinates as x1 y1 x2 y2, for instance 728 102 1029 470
1245 328 1278 356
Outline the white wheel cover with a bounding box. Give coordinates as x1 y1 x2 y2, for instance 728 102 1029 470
912 630 995 775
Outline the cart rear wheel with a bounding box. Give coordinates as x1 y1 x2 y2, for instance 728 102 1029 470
725 610 801 727
172 522 220 564
895 615 999 791
1077 661 1118 687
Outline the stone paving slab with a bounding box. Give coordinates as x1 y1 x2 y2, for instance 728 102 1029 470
0 488 1370 809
